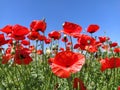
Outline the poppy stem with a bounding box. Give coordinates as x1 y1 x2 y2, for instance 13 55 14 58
65 42 67 50
46 71 52 90
42 32 45 55
70 36 73 51
67 77 72 90
35 40 38 76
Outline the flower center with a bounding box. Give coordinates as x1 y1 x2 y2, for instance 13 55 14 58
20 54 26 59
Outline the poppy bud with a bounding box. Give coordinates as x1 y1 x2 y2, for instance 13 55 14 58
46 48 51 55
11 48 15 55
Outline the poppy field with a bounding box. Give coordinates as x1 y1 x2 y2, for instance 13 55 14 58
0 19 120 90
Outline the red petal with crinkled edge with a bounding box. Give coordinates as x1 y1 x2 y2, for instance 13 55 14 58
12 24 29 36
69 53 85 73
1 25 12 34
62 22 82 36
50 51 85 78
87 24 99 33
51 63 70 78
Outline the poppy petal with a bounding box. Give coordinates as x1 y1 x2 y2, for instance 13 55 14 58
51 63 70 78
70 54 85 73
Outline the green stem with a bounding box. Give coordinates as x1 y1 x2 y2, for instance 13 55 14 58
69 36 73 51
67 77 72 90
45 71 52 90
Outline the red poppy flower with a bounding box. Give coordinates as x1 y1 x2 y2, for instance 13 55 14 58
37 50 43 55
77 34 96 50
73 78 86 90
114 48 120 53
72 33 81 38
5 47 12 54
21 40 30 46
110 42 118 47
98 36 110 43
0 25 12 34
102 44 109 51
77 34 96 46
61 36 68 42
0 34 8 46
74 44 81 49
7 39 13 45
2 54 12 64
38 34 46 41
87 24 99 33
11 24 29 40
100 57 120 71
48 31 61 40
2 46 13 64
85 45 98 53
49 51 85 78
14 48 33 65
95 41 102 47
27 31 39 40
29 45 35 53
62 22 82 36
30 19 46 33
45 37 51 44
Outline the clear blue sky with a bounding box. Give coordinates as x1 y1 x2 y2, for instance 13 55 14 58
0 0 120 44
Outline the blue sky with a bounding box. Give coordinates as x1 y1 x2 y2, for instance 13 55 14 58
0 0 120 44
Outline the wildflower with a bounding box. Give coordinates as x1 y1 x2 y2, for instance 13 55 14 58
110 42 118 47
45 37 51 44
62 21 82 36
87 24 99 33
100 57 120 71
37 50 43 55
14 48 33 65
98 36 110 43
0 34 8 46
30 19 46 33
21 40 30 46
77 34 97 51
49 51 85 78
2 24 29 40
61 34 68 42
114 48 120 53
27 31 39 40
0 25 12 34
48 31 61 40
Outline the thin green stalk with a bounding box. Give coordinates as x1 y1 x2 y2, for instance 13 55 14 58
35 40 39 77
67 77 72 90
45 71 53 90
69 36 73 51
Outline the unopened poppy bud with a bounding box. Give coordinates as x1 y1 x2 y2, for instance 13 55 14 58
11 48 15 54
63 34 67 39
46 48 51 55
12 40 17 46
